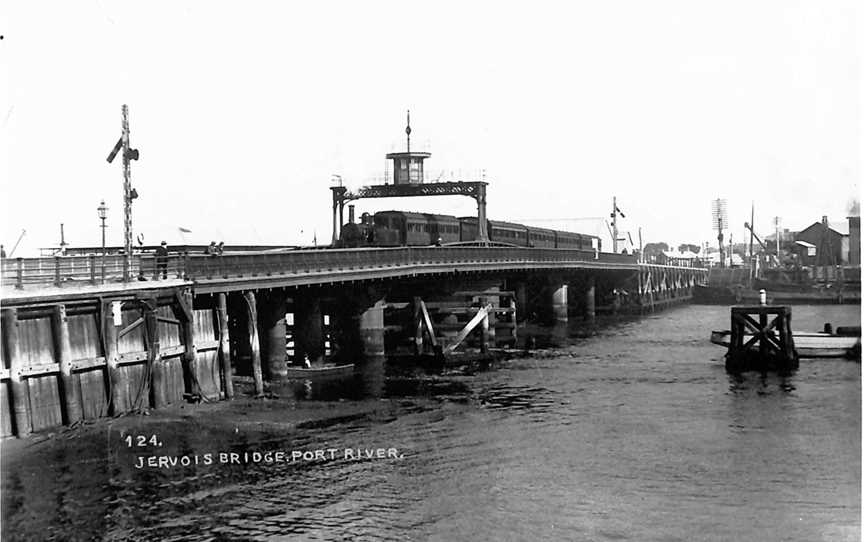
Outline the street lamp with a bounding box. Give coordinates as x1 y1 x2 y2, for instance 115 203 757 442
97 200 108 284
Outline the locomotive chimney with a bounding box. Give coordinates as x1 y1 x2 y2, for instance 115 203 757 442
348 204 355 224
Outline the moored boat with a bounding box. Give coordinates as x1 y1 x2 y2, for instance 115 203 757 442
284 363 355 379
694 284 859 305
710 328 861 359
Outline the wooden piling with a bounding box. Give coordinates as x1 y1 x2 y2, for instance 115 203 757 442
509 296 518 342
413 297 423 355
2 308 32 436
177 291 202 398
480 305 490 354
104 301 128 414
726 305 798 372
53 305 83 424
243 291 264 396
216 292 234 399
411 297 438 355
145 302 166 409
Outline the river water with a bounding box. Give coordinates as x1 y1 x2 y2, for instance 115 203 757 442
1 304 860 541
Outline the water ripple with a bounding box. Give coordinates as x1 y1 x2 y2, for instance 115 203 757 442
1 305 859 541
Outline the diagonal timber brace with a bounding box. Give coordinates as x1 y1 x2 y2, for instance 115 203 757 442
444 304 493 354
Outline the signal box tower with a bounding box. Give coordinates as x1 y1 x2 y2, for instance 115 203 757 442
330 111 489 244
386 111 431 185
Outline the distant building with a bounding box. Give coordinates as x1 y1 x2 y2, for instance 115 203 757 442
763 228 796 247
848 216 860 265
659 249 701 267
795 216 847 265
792 240 817 266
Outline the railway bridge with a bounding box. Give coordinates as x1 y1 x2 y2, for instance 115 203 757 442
0 247 706 438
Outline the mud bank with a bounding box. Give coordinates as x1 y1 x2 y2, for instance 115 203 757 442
0 380 424 474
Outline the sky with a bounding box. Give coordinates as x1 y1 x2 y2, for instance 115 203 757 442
1 1 860 256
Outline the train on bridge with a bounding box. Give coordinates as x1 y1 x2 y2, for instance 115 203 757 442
338 210 602 251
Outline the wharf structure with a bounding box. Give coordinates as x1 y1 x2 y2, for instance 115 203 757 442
0 118 706 438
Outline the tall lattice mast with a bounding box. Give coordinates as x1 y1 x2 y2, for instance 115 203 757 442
107 104 139 280
122 105 132 267
712 198 728 268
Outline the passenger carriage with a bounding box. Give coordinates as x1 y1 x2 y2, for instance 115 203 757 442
373 211 460 246
489 220 529 246
341 210 600 250
526 226 557 248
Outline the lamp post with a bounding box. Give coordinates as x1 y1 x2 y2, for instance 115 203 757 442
97 200 108 284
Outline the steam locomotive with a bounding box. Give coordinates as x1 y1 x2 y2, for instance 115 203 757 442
339 210 601 251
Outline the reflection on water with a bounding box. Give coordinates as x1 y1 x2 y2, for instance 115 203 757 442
1 305 860 541
727 371 798 394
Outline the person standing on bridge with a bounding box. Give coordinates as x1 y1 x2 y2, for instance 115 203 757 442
156 241 169 279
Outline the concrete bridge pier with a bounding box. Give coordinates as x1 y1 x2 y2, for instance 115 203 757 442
357 297 386 397
258 290 288 379
583 275 596 322
359 298 386 360
293 290 325 365
514 282 527 323
551 279 569 323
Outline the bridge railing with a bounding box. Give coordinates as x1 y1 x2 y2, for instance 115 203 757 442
1 253 187 290
2 247 639 290
184 246 633 281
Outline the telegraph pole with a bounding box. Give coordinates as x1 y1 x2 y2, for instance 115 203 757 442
712 199 727 268
59 223 68 255
121 105 133 279
611 197 625 253
774 216 781 264
107 105 139 281
748 203 755 281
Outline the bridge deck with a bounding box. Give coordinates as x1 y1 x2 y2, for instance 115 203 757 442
2 247 705 301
